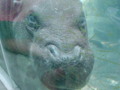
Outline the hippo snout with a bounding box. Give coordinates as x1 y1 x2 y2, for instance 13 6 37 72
47 44 82 63
30 40 94 90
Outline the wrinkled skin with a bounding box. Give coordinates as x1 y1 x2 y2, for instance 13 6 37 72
0 0 94 90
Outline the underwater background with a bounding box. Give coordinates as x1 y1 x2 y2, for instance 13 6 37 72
83 0 120 89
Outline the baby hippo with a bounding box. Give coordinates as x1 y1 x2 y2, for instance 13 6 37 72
0 0 94 90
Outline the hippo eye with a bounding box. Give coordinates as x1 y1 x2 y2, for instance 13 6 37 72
78 18 86 29
25 13 40 35
77 17 87 35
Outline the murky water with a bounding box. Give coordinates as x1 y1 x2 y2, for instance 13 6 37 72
0 0 120 90
83 0 120 90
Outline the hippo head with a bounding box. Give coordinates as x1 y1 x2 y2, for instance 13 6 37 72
0 0 94 90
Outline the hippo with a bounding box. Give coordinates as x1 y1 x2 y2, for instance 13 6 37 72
0 0 94 90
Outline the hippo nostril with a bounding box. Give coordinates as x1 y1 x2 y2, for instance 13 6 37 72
73 45 81 59
47 45 82 61
47 45 60 57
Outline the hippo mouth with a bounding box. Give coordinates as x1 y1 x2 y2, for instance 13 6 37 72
30 44 94 90
34 55 94 90
41 68 66 90
40 59 93 90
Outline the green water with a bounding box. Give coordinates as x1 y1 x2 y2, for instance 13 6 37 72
83 0 120 89
0 0 120 90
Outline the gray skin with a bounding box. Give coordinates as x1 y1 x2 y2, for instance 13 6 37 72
0 0 94 90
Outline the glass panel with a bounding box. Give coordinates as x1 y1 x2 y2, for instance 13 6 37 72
0 0 119 90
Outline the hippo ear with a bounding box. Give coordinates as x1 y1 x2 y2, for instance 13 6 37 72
0 0 23 21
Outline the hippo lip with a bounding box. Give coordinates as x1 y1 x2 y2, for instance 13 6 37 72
41 68 66 89
41 68 66 81
54 68 66 78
